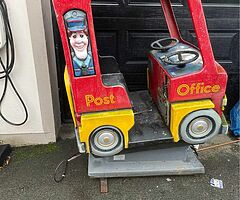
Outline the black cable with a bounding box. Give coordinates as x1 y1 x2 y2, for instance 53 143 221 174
0 0 28 126
54 152 81 183
190 145 198 157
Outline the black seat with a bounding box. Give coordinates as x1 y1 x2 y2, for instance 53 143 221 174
99 55 120 74
99 55 129 93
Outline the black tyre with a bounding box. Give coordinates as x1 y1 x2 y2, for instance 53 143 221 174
179 109 221 144
90 126 123 157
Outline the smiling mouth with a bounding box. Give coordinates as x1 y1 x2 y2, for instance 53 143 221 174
74 43 86 51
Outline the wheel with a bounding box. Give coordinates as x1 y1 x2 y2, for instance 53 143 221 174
90 126 124 157
161 50 199 66
179 109 221 144
151 38 179 51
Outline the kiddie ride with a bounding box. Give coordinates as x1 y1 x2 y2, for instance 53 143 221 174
52 0 228 177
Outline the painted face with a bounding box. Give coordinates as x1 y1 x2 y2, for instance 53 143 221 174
69 31 89 60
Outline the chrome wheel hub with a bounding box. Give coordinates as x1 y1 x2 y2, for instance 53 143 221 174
189 117 213 138
94 129 118 150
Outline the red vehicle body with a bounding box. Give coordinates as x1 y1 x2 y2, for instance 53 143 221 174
148 0 227 117
52 1 131 124
52 0 228 157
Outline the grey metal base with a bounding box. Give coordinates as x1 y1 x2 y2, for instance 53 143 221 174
88 145 205 178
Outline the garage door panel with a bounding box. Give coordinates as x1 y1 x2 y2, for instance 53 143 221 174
96 31 118 58
225 72 239 115
123 61 148 73
186 30 239 72
92 0 120 5
209 32 239 61
124 72 147 88
127 31 169 60
53 0 239 121
128 0 180 5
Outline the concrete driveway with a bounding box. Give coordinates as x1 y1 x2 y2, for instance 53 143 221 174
0 132 239 200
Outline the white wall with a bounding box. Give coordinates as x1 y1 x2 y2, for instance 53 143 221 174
0 0 60 146
40 0 61 137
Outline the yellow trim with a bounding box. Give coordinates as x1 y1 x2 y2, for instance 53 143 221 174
79 109 134 153
64 67 77 126
222 95 227 110
170 99 215 142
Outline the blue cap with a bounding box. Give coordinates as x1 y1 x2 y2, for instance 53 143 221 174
66 16 86 32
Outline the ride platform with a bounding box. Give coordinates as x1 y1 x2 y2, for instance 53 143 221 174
88 91 204 178
88 143 204 178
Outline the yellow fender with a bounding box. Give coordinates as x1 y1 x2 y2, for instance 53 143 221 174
79 109 134 153
170 99 215 142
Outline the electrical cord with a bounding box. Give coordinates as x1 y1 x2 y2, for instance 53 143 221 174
54 152 81 183
190 145 198 157
0 0 28 126
197 139 240 152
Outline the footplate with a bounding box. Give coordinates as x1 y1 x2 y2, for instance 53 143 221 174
129 91 173 147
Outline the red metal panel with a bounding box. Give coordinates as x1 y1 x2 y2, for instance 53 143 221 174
187 0 217 74
168 69 227 115
160 0 182 40
52 0 131 116
153 0 228 116
149 53 227 116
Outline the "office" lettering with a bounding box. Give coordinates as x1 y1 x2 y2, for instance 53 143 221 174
177 83 221 96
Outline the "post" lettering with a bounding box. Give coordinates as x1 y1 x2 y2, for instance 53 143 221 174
85 94 116 107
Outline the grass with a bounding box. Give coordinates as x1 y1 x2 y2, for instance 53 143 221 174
13 143 60 161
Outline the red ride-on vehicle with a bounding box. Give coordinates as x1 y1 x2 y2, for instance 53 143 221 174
52 0 228 157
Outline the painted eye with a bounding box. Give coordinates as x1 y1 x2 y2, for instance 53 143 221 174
72 34 77 39
80 34 84 38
